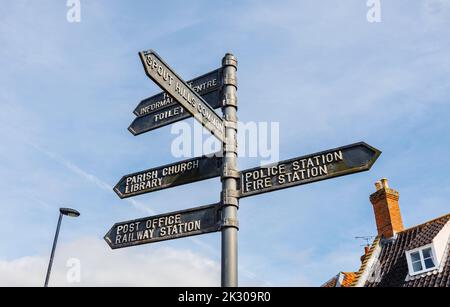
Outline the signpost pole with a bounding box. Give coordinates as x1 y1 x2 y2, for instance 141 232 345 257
221 53 239 287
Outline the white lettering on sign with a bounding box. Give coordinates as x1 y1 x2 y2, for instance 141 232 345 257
188 78 218 93
138 70 219 117
142 52 224 140
153 106 184 123
242 151 344 193
139 93 173 116
114 213 202 245
162 159 199 176
145 55 175 85
123 159 201 194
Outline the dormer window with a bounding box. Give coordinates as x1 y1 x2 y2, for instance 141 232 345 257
421 248 435 269
406 245 437 275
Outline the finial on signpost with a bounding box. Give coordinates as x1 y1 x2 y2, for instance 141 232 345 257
223 53 238 68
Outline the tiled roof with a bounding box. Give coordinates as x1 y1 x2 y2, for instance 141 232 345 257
322 275 338 288
341 272 356 287
364 214 450 287
350 236 381 287
321 272 357 287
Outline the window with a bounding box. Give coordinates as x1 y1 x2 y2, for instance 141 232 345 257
422 248 435 269
410 251 423 272
406 246 437 276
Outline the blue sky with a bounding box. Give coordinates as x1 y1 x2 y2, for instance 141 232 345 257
0 0 450 286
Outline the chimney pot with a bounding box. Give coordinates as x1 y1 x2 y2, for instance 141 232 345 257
380 178 389 189
375 181 382 191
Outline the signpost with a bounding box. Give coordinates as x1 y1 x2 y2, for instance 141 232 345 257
133 68 222 117
107 49 382 288
129 68 223 135
239 142 381 198
139 50 225 142
114 154 223 199
104 204 221 249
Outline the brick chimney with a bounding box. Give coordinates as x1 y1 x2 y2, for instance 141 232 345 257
369 178 404 239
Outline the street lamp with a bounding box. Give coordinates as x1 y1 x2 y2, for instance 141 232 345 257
44 207 80 287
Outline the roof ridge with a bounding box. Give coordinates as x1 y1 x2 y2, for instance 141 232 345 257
399 212 450 233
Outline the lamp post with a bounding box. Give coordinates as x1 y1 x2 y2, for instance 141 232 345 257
44 207 80 287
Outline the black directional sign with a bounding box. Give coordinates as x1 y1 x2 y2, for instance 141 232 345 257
129 104 190 135
139 50 225 142
104 204 222 249
133 68 223 117
239 142 381 198
114 154 223 199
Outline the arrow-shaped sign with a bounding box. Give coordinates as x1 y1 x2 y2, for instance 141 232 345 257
114 154 223 199
133 68 223 117
104 203 221 249
129 104 190 136
139 50 225 142
239 142 381 198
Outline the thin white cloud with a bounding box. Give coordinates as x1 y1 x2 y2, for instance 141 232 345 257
0 237 220 287
20 140 157 215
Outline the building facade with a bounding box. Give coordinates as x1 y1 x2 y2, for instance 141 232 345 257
323 179 450 287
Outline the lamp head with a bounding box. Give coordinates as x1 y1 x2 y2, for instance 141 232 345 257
59 208 80 218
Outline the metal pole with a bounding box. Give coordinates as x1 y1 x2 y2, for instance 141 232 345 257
44 212 63 287
221 53 239 287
